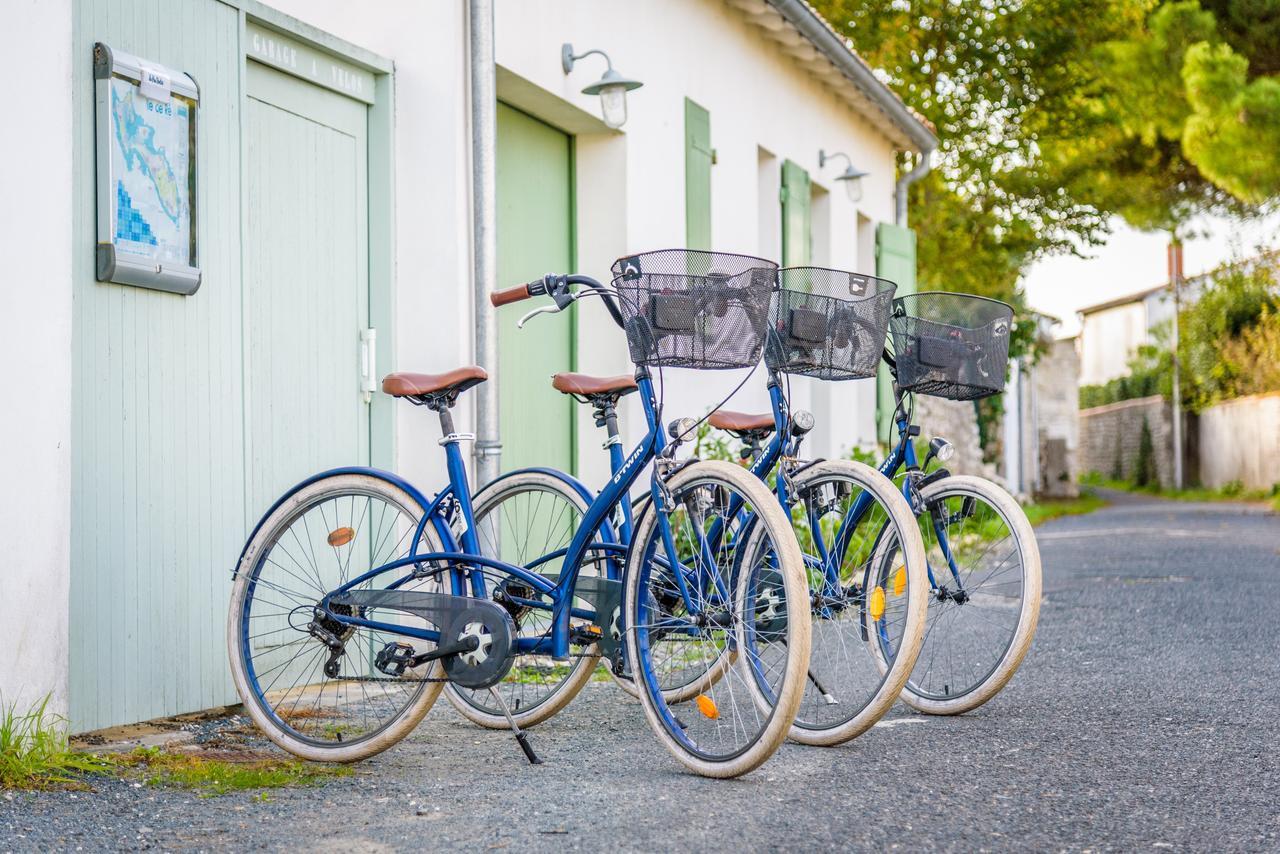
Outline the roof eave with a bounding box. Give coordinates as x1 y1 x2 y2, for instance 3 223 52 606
761 0 938 154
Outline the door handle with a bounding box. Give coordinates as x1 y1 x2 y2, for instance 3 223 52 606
359 328 377 403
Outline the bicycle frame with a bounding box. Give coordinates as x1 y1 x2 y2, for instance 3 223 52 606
657 371 970 605
313 372 671 661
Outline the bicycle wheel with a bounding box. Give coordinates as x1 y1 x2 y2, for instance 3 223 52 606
764 459 929 746
227 473 444 762
611 495 734 703
444 470 601 728
623 460 810 778
884 475 1041 714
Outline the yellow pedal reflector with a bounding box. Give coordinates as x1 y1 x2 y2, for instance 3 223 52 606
869 586 886 621
327 527 355 548
695 694 720 720
893 566 908 597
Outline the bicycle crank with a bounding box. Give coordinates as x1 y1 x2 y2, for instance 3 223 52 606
326 589 516 689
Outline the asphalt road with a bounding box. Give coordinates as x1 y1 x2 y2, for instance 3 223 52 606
4 491 1278 852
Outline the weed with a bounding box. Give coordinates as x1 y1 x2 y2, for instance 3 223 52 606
1082 471 1277 508
116 746 350 797
0 696 111 791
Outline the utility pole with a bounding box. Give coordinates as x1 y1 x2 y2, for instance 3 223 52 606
1167 239 1184 490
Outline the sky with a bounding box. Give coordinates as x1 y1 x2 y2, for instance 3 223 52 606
1022 211 1280 338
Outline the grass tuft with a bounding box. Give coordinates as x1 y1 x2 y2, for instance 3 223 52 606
0 696 112 791
1082 472 1280 509
115 746 350 796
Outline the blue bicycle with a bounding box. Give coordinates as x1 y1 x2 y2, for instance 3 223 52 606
714 289 1041 715
464 265 933 748
227 249 812 778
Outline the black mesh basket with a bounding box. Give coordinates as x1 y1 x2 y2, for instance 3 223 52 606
888 292 1014 400
764 267 896 380
610 249 778 370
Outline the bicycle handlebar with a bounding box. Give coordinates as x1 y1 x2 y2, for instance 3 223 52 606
490 283 533 306
491 273 625 330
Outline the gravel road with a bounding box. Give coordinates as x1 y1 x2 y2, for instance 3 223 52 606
4 490 1277 852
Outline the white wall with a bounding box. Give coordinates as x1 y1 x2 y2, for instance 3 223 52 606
0 0 73 719
258 0 474 493
1079 302 1147 386
1198 392 1280 491
495 0 902 483
262 0 906 490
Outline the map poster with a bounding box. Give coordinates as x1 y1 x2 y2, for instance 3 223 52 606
94 44 201 295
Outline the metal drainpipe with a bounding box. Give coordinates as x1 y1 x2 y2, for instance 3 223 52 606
469 0 501 484
895 150 932 227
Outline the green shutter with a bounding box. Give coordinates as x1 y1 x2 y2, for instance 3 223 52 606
684 98 712 249
876 222 917 442
781 160 811 266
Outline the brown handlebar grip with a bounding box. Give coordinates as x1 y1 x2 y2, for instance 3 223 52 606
490 284 531 307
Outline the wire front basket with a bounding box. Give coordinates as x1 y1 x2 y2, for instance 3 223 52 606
888 292 1014 400
764 267 896 380
610 249 778 370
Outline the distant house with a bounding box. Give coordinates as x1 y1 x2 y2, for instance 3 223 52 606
1077 278 1203 386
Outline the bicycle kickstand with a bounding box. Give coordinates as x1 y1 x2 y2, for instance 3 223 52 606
488 687 543 765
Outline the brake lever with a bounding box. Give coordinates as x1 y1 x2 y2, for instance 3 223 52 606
517 304 561 328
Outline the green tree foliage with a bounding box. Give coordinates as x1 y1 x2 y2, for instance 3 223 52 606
1178 259 1279 406
822 0 1130 305
1134 417 1157 487
1050 1 1279 230
814 0 1280 278
1182 41 1280 204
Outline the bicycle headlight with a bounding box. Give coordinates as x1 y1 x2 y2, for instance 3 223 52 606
668 417 698 442
930 437 955 462
790 410 815 437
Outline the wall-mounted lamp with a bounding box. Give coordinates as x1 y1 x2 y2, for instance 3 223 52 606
819 149 869 203
562 43 643 130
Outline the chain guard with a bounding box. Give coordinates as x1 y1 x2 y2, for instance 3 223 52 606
441 606 516 689
327 588 516 689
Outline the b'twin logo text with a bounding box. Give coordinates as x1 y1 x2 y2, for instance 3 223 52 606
611 447 645 486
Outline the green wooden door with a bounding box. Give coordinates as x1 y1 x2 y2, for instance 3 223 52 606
244 62 371 510
496 103 574 475
781 160 811 267
685 99 712 249
70 0 246 732
876 222 917 441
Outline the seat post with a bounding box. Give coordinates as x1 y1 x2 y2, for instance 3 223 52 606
436 405 456 440
594 400 621 446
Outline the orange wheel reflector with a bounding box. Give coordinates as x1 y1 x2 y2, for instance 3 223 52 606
869 586 886 621
695 694 720 720
327 527 356 548
893 566 908 597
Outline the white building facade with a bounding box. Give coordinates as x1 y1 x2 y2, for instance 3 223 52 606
1 0 934 732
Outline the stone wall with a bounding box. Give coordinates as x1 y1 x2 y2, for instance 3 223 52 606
1078 395 1179 488
915 395 995 479
1198 391 1280 491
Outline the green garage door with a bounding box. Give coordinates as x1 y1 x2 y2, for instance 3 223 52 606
495 103 575 475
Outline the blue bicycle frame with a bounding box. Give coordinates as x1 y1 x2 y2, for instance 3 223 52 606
739 378 963 597
313 372 680 661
